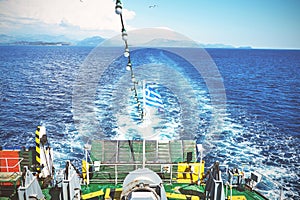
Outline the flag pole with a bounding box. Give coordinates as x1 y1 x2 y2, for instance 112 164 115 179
142 139 146 168
142 80 146 168
142 80 146 119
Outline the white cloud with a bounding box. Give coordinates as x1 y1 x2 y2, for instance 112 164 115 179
0 0 136 38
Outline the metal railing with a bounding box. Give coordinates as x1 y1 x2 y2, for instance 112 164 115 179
87 162 204 185
253 171 295 200
217 164 295 200
0 157 23 172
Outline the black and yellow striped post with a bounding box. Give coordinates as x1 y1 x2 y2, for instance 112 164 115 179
35 126 41 172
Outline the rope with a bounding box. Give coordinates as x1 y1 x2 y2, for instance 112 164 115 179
115 0 144 120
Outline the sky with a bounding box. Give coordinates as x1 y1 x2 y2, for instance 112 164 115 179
0 0 299 49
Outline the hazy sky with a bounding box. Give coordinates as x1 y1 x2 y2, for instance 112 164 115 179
0 0 299 49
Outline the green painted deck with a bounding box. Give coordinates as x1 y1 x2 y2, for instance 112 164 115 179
80 140 268 200
0 140 270 200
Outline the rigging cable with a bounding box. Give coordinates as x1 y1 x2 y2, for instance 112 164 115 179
115 0 144 120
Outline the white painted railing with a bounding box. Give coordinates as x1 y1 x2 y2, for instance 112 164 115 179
0 157 23 172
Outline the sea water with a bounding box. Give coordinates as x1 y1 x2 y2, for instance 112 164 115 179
0 46 299 197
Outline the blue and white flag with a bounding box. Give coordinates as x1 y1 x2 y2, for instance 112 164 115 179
144 84 164 109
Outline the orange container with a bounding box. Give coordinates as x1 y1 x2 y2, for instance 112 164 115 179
0 150 21 186
0 150 20 172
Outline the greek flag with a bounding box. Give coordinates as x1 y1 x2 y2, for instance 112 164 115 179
144 84 164 109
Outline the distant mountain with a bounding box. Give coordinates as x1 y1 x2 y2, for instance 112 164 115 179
0 34 106 47
143 38 200 48
0 34 77 45
199 43 252 49
238 46 252 49
0 34 18 44
139 39 245 49
19 34 76 43
199 43 235 49
0 34 251 49
76 36 105 47
0 34 73 43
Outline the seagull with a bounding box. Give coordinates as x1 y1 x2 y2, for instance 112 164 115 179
149 5 158 8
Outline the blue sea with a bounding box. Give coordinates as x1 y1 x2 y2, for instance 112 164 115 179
0 46 299 198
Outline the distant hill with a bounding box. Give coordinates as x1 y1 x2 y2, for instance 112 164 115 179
238 46 252 49
199 43 235 49
0 34 76 45
0 34 16 44
142 39 248 49
136 38 250 49
0 34 104 47
0 34 251 49
75 36 105 47
143 38 200 48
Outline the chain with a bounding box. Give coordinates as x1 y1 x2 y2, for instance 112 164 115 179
115 0 144 120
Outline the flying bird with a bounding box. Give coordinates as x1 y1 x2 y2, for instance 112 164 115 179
149 5 158 8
